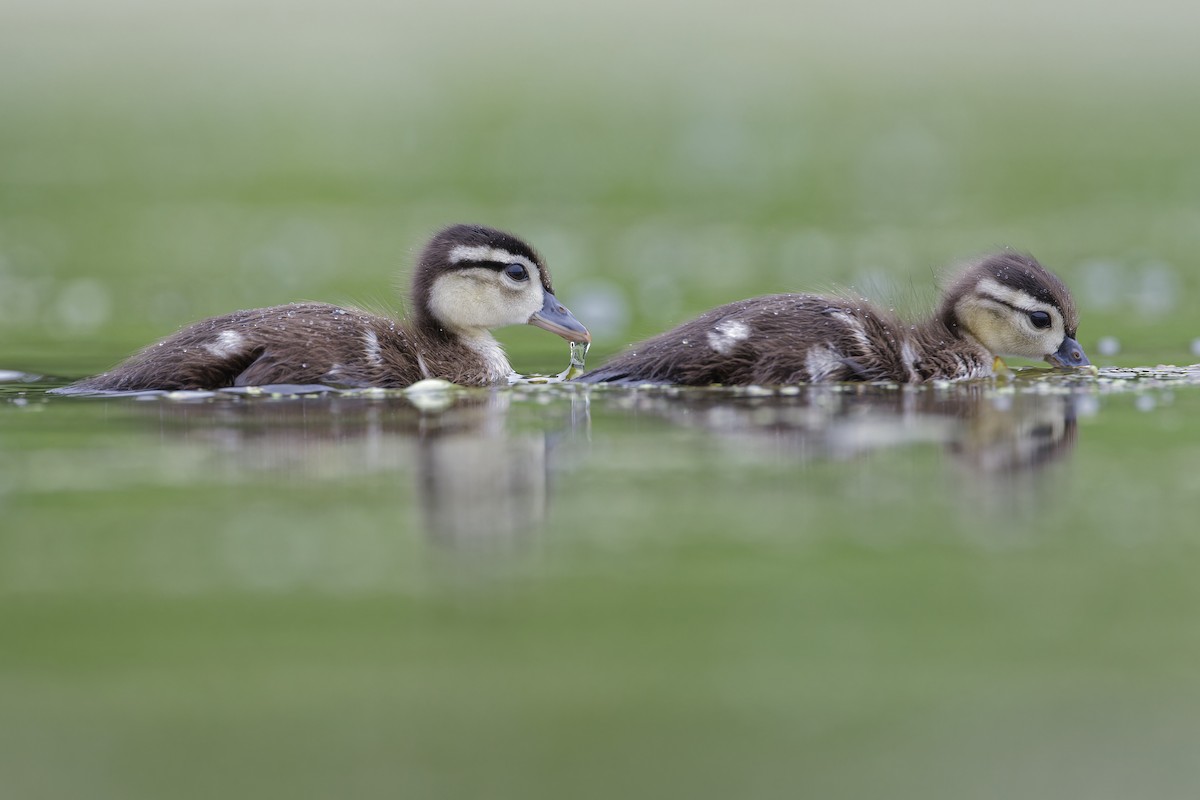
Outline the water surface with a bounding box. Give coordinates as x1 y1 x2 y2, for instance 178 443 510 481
3 367 1200 799
4 3 1200 794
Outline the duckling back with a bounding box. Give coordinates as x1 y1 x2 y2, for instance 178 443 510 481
579 250 1086 386
577 293 994 386
55 303 430 393
52 223 590 393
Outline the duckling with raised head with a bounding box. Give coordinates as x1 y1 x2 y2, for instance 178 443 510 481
57 224 590 392
577 251 1088 385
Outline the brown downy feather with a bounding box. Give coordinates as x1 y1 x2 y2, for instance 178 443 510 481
56 224 579 393
577 251 1083 386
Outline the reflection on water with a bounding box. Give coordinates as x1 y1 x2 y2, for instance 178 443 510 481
3 364 1200 603
107 381 1085 543
589 382 1082 476
8 365 1199 561
131 386 590 546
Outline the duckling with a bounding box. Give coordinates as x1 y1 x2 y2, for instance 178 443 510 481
577 251 1088 385
55 224 590 393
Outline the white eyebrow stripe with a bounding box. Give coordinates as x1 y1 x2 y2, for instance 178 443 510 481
448 245 537 275
976 278 1058 318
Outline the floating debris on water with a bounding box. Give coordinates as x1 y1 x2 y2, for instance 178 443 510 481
405 378 457 393
403 378 459 412
1094 365 1200 386
225 384 341 397
28 359 1200 413
163 390 215 401
736 385 776 397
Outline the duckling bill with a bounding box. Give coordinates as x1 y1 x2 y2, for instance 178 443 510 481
577 251 1089 385
55 224 590 393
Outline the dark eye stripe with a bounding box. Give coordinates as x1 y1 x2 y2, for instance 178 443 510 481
455 256 555 295
458 260 528 273
982 294 1060 320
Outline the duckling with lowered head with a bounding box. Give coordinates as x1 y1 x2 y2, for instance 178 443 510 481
577 251 1089 385
57 224 590 393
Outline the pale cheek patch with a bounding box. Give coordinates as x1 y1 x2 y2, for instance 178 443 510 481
706 319 750 355
428 272 543 331
428 274 492 331
203 329 245 358
977 279 1064 332
962 291 1064 359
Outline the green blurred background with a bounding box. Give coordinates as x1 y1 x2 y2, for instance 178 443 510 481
4 2 1200 799
2 0 1198 374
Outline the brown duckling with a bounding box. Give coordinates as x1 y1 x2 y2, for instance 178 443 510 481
56 224 590 393
577 251 1088 385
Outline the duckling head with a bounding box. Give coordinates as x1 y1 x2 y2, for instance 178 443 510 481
413 224 590 343
940 251 1089 368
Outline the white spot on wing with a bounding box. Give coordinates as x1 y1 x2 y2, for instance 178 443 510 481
416 352 432 379
900 339 919 383
363 330 382 366
706 319 750 355
829 311 872 354
203 329 245 358
805 345 844 382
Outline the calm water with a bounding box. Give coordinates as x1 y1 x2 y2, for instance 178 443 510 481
4 1 1200 796
3 366 1200 799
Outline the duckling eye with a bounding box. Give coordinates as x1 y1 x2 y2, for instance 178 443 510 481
503 263 529 282
1029 310 1051 329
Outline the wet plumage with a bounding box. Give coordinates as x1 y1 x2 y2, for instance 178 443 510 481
56 224 590 393
577 251 1088 386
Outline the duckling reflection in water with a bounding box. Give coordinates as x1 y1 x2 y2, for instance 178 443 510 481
136 388 586 546
602 385 1079 474
578 251 1089 385
56 224 590 393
